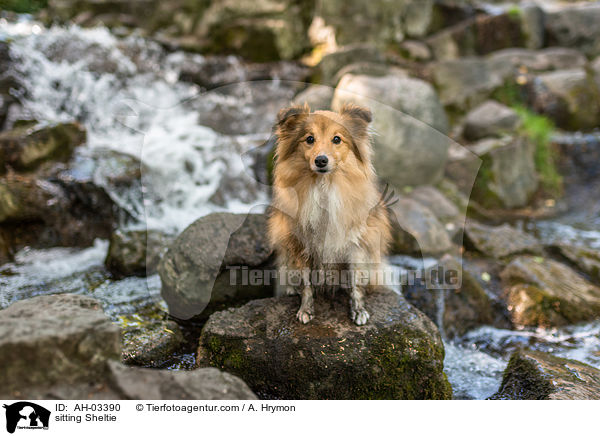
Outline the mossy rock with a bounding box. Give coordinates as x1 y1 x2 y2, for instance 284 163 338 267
500 256 600 327
464 221 542 259
491 349 600 400
0 122 86 173
197 287 452 399
552 243 600 285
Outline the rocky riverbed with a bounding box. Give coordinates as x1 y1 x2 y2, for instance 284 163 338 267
2 0 600 400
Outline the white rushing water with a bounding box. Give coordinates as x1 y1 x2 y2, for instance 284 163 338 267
0 17 284 233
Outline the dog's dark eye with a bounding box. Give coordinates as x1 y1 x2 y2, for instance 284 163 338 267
306 135 314 144
332 136 341 144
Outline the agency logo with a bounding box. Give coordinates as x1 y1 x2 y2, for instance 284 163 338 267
3 402 50 434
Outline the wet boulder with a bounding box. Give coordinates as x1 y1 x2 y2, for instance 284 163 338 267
105 229 173 278
528 68 600 131
463 100 521 141
0 294 121 395
551 244 600 285
491 349 600 400
0 122 86 174
197 287 452 399
0 294 256 399
197 0 314 61
333 72 449 188
389 196 453 255
293 85 334 110
545 3 600 58
0 172 117 259
158 212 273 320
447 136 538 209
402 255 509 339
500 256 600 327
464 221 542 259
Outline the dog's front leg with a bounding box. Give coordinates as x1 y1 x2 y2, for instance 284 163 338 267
296 284 314 324
348 249 371 325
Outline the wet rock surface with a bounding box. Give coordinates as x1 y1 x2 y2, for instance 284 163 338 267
198 287 452 399
105 229 173 278
159 213 273 320
500 256 600 327
0 294 121 394
0 293 256 400
491 349 600 400
465 221 542 259
463 100 520 141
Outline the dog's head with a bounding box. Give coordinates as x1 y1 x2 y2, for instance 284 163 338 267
275 102 372 175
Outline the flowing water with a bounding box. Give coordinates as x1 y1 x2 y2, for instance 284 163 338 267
2 17 600 399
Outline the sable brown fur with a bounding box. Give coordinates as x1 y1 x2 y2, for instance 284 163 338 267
267 102 391 325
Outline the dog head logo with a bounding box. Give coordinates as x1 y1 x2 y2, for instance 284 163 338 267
3 402 50 434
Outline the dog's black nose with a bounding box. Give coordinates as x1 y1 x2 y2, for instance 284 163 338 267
315 155 328 168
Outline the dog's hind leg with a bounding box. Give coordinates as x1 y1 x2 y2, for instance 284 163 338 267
296 285 314 324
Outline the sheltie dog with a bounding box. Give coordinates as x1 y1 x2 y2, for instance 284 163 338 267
267 102 391 325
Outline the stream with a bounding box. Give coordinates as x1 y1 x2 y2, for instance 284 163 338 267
1 17 600 400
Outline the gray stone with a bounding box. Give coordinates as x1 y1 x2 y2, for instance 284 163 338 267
487 47 587 75
332 73 449 188
430 58 506 112
105 229 174 278
314 44 386 85
463 100 521 141
500 256 600 327
197 287 452 399
389 197 453 255
491 349 600 400
107 362 257 400
552 243 600 285
409 185 460 223
529 68 600 131
0 122 86 173
520 4 545 50
0 294 121 394
546 3 600 57
465 221 542 259
399 40 432 61
293 85 334 111
158 213 273 320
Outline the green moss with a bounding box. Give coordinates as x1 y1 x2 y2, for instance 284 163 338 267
513 106 563 196
507 6 522 19
0 0 46 12
491 81 526 107
491 350 554 399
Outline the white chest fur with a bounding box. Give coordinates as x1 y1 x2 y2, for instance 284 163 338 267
298 179 362 263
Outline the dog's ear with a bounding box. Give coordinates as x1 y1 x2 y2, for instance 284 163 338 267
339 103 372 163
275 103 310 160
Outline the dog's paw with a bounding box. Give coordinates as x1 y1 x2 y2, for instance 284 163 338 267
296 308 313 324
350 308 370 326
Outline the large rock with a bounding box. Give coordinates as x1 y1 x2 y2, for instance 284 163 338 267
545 3 600 58
389 197 453 255
293 84 334 111
179 55 310 90
332 72 449 188
430 58 506 112
0 122 86 174
105 361 257 400
447 136 538 209
528 68 600 131
552 244 600 285
487 47 587 75
0 294 121 394
463 100 521 141
464 221 542 259
500 256 600 327
491 349 600 400
158 213 273 320
197 287 452 399
317 0 435 48
0 172 117 259
426 13 525 61
197 0 314 61
313 44 386 85
0 294 257 400
105 229 174 278
402 255 507 339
